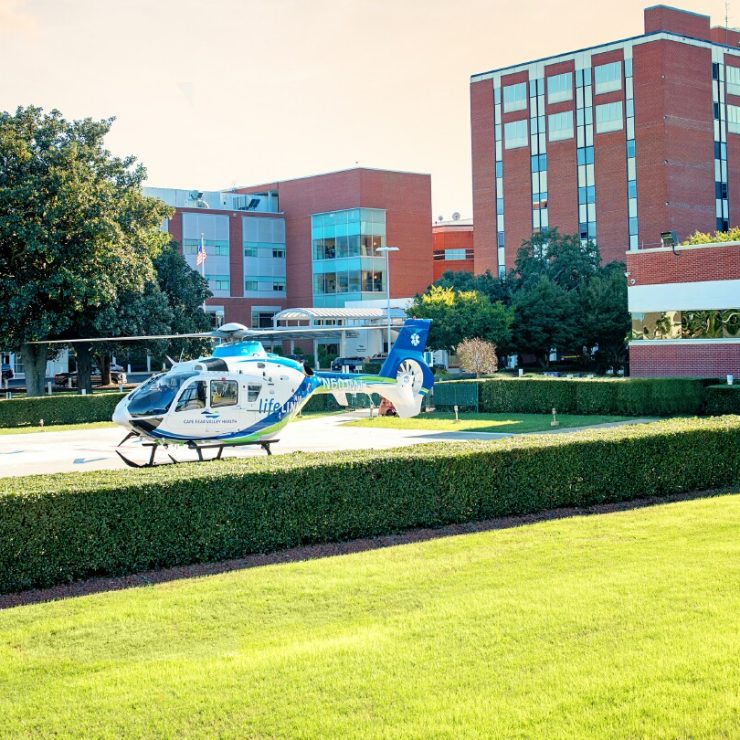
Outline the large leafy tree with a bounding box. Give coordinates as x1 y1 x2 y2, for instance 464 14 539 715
513 228 600 291
0 106 172 394
579 262 630 370
510 276 579 367
432 269 511 305
408 286 513 352
89 243 212 384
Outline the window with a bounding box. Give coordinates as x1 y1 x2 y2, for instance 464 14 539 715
594 62 621 94
211 380 238 408
273 278 286 292
243 247 257 258
503 82 527 112
548 111 574 142
244 279 258 291
207 275 230 291
175 381 207 412
728 65 740 96
272 248 285 259
504 120 528 149
444 249 466 261
247 384 261 403
547 72 572 103
595 102 623 133
728 104 740 134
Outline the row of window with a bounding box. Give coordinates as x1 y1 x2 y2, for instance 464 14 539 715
243 246 285 259
313 234 384 260
433 248 474 261
501 62 622 114
244 277 286 293
313 270 384 295
175 379 263 413
503 101 624 149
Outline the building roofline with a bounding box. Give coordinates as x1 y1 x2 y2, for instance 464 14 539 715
644 4 709 21
627 240 740 254
230 166 431 192
470 28 738 82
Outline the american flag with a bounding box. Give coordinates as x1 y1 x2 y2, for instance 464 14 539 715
196 240 207 266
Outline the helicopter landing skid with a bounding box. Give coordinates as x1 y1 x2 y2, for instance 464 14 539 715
115 439 279 468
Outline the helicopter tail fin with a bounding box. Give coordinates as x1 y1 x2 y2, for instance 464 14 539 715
371 318 433 418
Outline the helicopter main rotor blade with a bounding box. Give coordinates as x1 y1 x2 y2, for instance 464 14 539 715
29 332 216 345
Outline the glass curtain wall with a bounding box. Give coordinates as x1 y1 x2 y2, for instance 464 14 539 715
311 208 387 307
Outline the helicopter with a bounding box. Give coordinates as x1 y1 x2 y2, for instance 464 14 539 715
37 318 433 466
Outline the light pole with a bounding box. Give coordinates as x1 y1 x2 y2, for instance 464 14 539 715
376 246 399 354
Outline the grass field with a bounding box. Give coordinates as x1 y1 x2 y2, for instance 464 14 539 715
345 411 636 434
0 494 738 737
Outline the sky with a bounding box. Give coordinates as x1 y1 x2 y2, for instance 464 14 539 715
0 0 733 218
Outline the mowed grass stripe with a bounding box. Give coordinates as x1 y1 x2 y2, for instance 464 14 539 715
0 495 738 738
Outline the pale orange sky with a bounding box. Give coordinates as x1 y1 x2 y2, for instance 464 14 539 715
0 0 732 217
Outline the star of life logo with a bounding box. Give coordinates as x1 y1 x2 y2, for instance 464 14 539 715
410 332 420 347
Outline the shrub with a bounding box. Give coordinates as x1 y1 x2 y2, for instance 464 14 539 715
705 385 740 416
0 416 737 594
0 393 126 428
435 376 714 417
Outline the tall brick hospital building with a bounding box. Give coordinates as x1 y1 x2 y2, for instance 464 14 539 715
470 4 740 377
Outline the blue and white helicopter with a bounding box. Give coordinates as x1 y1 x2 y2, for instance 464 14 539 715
44 318 433 466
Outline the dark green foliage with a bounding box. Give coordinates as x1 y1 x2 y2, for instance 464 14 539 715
0 393 125 427
0 106 172 394
437 377 715 417
511 277 579 365
0 416 737 594
705 385 740 416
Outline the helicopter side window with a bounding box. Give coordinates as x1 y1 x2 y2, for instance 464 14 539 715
175 381 207 412
211 379 238 408
247 384 261 402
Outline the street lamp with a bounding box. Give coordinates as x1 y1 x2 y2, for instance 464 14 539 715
376 245 399 354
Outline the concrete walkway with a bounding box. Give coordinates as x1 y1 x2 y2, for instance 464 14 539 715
0 413 657 479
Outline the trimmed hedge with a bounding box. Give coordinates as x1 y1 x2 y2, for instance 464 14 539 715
434 377 716 417
0 393 126 428
0 416 738 594
705 385 740 416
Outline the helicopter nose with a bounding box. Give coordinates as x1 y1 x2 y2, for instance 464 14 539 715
112 399 130 427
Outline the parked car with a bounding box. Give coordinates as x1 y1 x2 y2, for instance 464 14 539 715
1 363 13 382
330 356 364 372
54 369 103 387
55 365 127 387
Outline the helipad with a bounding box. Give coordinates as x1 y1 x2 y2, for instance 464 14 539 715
0 413 513 478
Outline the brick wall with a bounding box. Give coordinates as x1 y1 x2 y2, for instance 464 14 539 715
471 79 497 276
626 243 740 285
238 168 433 306
630 342 740 377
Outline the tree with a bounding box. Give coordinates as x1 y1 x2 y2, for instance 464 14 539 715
579 263 630 370
456 338 499 378
408 286 513 352
88 243 212 384
0 107 172 394
431 269 511 305
510 276 579 367
513 229 600 291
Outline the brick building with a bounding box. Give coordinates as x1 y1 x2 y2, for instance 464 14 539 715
470 4 740 275
627 240 740 377
146 167 433 329
432 217 474 281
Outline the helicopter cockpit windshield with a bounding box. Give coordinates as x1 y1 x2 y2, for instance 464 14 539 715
127 371 199 418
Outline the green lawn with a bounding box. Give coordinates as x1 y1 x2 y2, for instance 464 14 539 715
0 495 738 737
0 421 116 435
345 411 637 434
